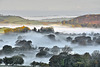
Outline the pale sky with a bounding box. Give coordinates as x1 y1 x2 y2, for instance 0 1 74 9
0 0 100 16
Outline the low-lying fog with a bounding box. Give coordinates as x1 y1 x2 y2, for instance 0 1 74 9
0 25 100 65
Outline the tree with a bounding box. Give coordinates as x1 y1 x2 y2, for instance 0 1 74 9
3 56 24 65
39 27 54 33
0 59 2 64
31 61 49 67
3 57 13 65
92 50 100 59
62 45 72 53
51 46 60 55
30 61 39 67
49 52 92 67
49 55 61 67
91 50 100 67
66 37 72 41
36 50 47 57
32 27 37 32
15 40 32 50
82 53 91 67
2 45 13 54
4 26 30 33
12 56 24 65
21 27 30 33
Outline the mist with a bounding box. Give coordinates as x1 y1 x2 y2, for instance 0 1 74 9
0 25 100 65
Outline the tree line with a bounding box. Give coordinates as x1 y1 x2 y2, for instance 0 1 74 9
0 56 24 65
4 26 54 34
49 50 100 67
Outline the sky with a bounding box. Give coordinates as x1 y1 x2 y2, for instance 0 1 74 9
0 0 100 17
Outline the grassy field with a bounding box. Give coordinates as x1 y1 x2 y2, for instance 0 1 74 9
0 16 42 25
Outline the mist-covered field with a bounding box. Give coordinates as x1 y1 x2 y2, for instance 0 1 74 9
0 25 100 65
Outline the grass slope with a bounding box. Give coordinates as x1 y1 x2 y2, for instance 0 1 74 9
0 15 41 25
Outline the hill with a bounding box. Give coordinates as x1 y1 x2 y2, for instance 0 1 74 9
64 14 100 28
0 15 71 25
39 17 72 22
0 14 100 28
0 15 42 25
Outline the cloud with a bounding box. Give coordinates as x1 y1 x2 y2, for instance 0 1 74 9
0 0 100 11
0 0 100 16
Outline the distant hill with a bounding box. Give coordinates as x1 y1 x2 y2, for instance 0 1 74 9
0 15 73 25
39 17 72 22
0 14 100 28
0 15 42 25
64 14 100 28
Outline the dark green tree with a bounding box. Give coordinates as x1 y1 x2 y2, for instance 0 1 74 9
12 56 24 65
2 45 13 54
3 57 13 65
32 27 37 32
0 58 2 64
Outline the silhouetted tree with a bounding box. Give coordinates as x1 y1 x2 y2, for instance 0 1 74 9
62 45 72 53
3 57 13 65
0 59 2 64
2 45 13 54
12 56 24 65
51 46 60 55
32 27 37 32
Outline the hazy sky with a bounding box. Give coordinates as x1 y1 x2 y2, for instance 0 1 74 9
0 0 100 16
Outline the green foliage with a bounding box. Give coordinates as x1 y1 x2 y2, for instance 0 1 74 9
32 27 37 32
0 59 2 64
12 56 24 65
49 51 100 67
3 57 13 65
4 26 30 33
39 27 54 33
62 45 72 53
3 56 24 65
31 61 49 67
2 45 13 54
